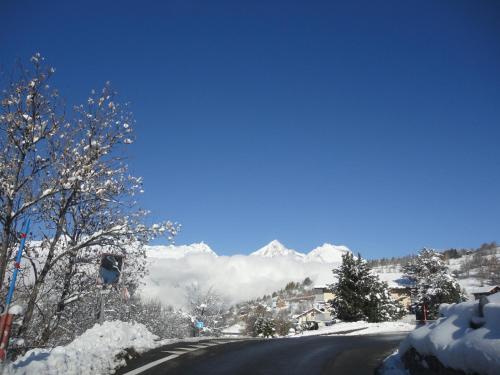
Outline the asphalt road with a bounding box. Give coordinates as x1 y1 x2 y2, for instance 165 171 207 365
116 332 408 375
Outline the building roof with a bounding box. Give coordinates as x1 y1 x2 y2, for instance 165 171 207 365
472 285 500 294
294 307 323 319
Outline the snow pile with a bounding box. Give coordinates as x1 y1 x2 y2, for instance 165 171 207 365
378 351 409 375
291 320 415 338
4 321 160 375
399 293 500 375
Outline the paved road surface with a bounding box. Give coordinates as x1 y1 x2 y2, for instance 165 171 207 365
116 333 408 375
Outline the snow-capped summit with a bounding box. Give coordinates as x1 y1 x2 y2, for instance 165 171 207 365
145 242 217 259
250 240 306 260
305 243 351 264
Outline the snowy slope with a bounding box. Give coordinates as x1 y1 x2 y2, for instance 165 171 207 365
305 243 351 264
145 242 217 259
250 240 306 261
4 321 160 375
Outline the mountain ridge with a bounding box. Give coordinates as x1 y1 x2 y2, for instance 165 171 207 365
147 239 352 264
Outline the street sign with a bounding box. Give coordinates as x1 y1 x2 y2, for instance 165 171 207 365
98 254 124 285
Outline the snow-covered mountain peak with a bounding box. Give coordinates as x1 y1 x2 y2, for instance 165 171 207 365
145 242 217 259
305 243 351 264
250 240 306 259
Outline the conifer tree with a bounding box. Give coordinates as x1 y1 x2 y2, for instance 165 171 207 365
403 248 465 319
329 252 405 322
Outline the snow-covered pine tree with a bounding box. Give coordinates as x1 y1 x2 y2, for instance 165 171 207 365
330 252 405 322
402 248 465 319
254 316 275 338
365 277 405 322
244 304 269 337
329 252 373 321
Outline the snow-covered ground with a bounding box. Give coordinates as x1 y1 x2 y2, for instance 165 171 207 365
221 323 246 336
380 292 500 375
289 320 416 338
3 321 208 375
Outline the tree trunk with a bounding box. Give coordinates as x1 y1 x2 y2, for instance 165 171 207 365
0 210 13 291
38 252 76 345
17 226 65 339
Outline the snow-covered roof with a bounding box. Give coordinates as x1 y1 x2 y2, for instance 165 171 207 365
294 307 323 318
313 285 329 290
471 285 500 294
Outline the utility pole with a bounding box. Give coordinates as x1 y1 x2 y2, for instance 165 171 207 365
0 219 30 361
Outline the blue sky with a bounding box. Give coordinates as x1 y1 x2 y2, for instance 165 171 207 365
1 0 499 257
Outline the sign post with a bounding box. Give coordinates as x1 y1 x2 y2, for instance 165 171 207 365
96 254 124 324
195 321 204 336
0 219 30 361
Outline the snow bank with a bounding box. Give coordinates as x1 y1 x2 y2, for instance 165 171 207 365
4 321 160 375
378 350 409 375
291 320 415 338
399 293 500 375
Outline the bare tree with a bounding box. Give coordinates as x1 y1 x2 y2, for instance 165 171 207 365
1 54 179 346
0 54 63 289
185 284 227 336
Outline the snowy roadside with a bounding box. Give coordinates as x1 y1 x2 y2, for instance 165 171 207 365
289 320 416 338
2 321 211 375
379 293 500 375
377 350 409 375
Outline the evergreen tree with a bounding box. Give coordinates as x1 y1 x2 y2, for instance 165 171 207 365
254 316 275 338
403 248 465 319
365 279 405 322
329 252 405 322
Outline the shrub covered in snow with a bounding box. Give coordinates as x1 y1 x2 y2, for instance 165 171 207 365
4 321 160 375
398 292 500 375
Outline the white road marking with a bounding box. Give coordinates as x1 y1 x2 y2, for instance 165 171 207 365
122 341 242 374
190 344 213 348
122 354 179 375
161 350 187 355
175 347 199 351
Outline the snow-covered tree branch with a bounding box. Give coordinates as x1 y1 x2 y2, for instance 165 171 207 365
0 54 180 348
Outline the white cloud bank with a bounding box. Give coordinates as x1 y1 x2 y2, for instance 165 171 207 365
139 241 347 308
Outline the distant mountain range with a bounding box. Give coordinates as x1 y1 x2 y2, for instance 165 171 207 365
145 239 351 264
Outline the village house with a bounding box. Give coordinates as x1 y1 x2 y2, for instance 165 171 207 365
471 285 500 300
313 285 334 311
293 307 332 327
388 286 412 310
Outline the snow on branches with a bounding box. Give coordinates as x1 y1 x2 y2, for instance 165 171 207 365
329 252 405 322
0 54 179 347
402 248 465 319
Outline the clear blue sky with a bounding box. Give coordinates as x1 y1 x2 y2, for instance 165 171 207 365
1 0 499 257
